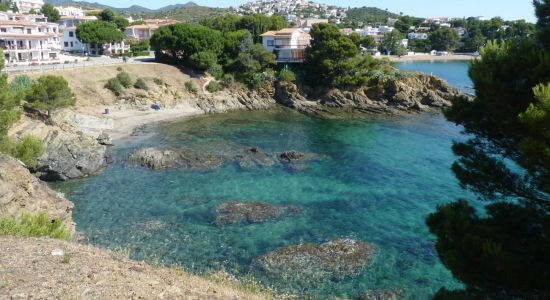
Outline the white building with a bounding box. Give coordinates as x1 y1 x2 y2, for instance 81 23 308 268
55 6 85 17
0 12 60 64
261 28 311 63
408 32 428 40
125 24 159 41
14 0 44 13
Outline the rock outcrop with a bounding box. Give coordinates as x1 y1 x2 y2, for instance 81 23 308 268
0 154 75 233
214 201 300 225
274 73 466 117
256 239 376 281
9 112 113 181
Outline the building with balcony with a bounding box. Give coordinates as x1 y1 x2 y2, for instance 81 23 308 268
0 12 60 64
261 28 311 63
14 0 44 14
55 6 85 17
125 24 159 41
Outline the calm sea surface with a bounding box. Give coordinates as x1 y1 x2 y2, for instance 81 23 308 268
53 61 474 299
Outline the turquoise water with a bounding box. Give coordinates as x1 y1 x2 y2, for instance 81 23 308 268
397 60 473 93
53 61 474 299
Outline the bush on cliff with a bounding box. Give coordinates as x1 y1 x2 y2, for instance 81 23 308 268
13 135 45 167
185 81 198 94
116 71 132 88
105 78 124 96
206 81 221 93
134 78 149 91
0 211 71 241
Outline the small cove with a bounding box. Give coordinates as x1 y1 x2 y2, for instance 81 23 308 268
53 61 475 299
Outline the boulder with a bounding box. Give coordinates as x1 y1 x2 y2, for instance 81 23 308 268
127 147 226 171
235 148 276 169
97 132 113 146
214 201 300 225
256 239 376 281
0 154 75 234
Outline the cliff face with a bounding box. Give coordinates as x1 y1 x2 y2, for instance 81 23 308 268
0 154 75 233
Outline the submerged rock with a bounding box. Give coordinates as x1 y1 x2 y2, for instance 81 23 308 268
214 201 300 225
127 147 226 171
256 239 376 281
279 150 306 162
234 148 277 169
357 289 404 300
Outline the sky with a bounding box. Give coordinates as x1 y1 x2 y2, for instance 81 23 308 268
92 0 538 22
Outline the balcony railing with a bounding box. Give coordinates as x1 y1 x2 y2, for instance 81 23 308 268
273 44 309 50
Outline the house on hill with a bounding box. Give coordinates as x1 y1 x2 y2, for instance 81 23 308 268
261 28 311 63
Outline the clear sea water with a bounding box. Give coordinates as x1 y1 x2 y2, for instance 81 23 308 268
53 61 474 299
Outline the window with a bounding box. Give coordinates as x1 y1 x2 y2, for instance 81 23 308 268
267 40 274 46
64 42 69 47
69 31 74 37
0 28 6 33
70 42 73 47
26 29 31 34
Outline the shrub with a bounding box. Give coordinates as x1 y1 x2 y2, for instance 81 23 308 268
206 81 221 93
116 66 123 71
24 75 76 119
134 78 149 91
278 69 296 82
185 80 198 94
153 78 164 86
221 73 235 86
188 51 218 71
116 71 132 88
9 75 33 95
105 78 124 96
13 135 44 167
0 211 71 240
207 63 224 80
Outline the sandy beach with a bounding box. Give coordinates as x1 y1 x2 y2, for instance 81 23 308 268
381 54 479 62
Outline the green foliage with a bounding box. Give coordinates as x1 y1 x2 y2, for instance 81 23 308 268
221 73 235 86
153 78 164 86
113 16 129 30
140 4 226 24
0 0 12 12
206 81 221 93
304 23 365 87
13 135 44 167
345 7 399 25
0 212 71 241
105 77 124 95
235 31 276 88
24 75 76 118
535 0 550 49
8 75 32 97
188 51 218 71
76 21 125 45
381 30 406 56
41 4 60 22
116 71 132 88
130 39 150 54
429 28 460 51
98 8 116 22
429 8 550 298
207 63 224 80
409 39 432 52
184 80 198 94
278 68 296 82
150 23 224 64
133 78 149 91
201 14 288 42
0 51 21 136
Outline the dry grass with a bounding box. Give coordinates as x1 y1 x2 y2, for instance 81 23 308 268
0 236 272 299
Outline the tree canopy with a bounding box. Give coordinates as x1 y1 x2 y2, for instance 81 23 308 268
429 28 460 51
426 1 550 298
25 75 76 118
41 4 60 23
76 21 125 45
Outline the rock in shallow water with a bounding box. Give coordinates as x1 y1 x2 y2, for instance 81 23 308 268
213 201 300 225
255 238 376 281
127 147 227 170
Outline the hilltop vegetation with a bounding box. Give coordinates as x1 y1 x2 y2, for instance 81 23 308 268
345 7 400 25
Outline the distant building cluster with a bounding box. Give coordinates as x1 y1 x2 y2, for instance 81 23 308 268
233 0 348 25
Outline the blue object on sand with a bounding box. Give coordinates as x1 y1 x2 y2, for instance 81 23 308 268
151 104 161 111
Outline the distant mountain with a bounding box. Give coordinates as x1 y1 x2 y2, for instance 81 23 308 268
43 0 226 22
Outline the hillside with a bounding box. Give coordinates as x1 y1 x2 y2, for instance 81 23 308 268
346 7 400 25
44 0 227 21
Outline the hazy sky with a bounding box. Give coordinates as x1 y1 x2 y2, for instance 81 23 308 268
95 0 538 22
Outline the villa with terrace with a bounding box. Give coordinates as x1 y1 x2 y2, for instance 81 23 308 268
261 28 311 63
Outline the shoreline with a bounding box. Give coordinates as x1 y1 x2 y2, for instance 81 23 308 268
381 54 478 62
